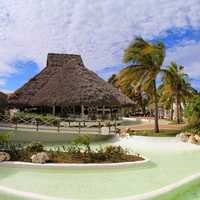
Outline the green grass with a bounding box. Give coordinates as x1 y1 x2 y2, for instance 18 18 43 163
128 129 181 137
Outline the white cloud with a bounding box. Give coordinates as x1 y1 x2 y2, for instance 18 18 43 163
165 41 200 79
0 79 6 86
0 0 199 82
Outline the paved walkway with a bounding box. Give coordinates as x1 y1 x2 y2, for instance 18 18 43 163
122 123 184 131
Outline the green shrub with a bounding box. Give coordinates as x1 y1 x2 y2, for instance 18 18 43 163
0 133 10 144
25 142 44 153
103 145 128 162
184 95 200 127
0 132 10 149
181 126 200 135
73 135 91 153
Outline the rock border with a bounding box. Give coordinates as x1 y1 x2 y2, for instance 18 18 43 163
176 132 200 145
0 157 149 169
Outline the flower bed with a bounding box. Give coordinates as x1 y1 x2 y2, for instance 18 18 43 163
0 135 144 164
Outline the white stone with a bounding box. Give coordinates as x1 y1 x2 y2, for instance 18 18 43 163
178 133 189 143
31 152 49 164
0 152 10 162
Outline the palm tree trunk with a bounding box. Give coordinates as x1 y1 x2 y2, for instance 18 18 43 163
179 103 182 122
176 94 181 124
153 80 159 133
139 93 146 115
170 103 174 121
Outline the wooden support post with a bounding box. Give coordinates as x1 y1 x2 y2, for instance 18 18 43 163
73 106 75 115
52 105 56 116
81 105 84 119
78 121 81 134
57 121 60 133
108 108 111 119
108 121 111 134
98 121 101 134
114 114 117 133
36 120 39 132
102 106 105 119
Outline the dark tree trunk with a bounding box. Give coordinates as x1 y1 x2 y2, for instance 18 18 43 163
176 94 181 124
170 103 174 121
138 93 146 115
153 80 159 133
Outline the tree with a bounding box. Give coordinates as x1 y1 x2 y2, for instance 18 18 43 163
118 37 165 132
161 62 195 123
108 74 117 85
108 73 149 115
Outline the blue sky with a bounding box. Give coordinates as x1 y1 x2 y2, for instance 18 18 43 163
0 1 200 92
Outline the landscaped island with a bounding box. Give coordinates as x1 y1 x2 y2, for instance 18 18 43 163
0 135 144 164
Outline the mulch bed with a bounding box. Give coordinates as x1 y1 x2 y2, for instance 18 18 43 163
10 151 144 164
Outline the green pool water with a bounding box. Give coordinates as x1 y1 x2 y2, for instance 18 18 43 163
0 136 200 200
151 178 200 200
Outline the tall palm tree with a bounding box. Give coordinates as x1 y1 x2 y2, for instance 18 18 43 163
161 62 195 124
117 37 165 132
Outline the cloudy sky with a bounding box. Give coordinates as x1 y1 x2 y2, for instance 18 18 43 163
0 0 200 93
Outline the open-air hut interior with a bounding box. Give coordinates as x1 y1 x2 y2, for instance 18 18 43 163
8 53 134 120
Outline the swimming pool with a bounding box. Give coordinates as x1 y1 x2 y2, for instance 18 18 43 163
0 136 200 200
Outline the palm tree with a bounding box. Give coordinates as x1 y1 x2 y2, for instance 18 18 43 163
161 62 195 123
158 84 174 120
117 37 165 132
108 73 149 115
108 74 117 85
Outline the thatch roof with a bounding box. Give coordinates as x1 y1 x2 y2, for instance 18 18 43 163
9 53 133 107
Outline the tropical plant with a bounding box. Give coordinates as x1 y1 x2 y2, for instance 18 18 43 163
73 135 91 153
108 73 149 115
0 133 10 144
184 95 200 127
160 62 195 123
26 142 44 153
116 37 165 132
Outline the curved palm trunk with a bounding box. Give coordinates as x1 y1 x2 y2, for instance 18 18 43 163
138 93 146 115
176 94 181 124
153 80 159 133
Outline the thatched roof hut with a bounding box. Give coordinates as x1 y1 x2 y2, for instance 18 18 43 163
9 53 133 110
